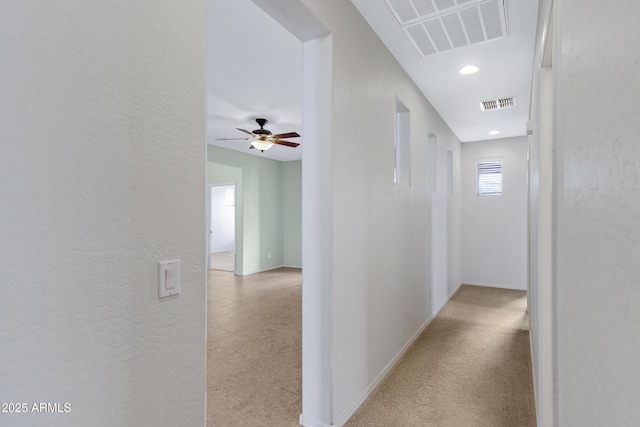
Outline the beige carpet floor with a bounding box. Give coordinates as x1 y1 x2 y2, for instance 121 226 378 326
345 285 536 427
207 268 302 426
207 273 536 427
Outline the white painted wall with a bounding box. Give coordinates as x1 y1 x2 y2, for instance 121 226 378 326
295 1 462 424
431 132 451 313
461 137 528 290
210 186 236 253
447 147 463 299
0 2 206 426
553 1 640 425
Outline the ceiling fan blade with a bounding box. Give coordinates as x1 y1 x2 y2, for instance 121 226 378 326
214 137 251 141
236 128 255 136
272 132 300 139
274 139 300 147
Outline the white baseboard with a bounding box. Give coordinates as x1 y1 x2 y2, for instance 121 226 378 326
283 264 302 269
463 281 527 291
240 265 303 275
299 413 332 427
332 282 462 427
530 333 541 427
238 265 284 275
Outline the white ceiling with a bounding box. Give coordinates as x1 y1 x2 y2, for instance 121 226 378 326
207 0 303 161
206 0 539 162
351 0 539 142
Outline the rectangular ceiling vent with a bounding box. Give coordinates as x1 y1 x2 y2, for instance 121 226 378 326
384 0 509 57
480 96 516 111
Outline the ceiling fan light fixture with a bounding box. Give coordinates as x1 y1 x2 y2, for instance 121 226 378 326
251 139 274 152
216 119 300 154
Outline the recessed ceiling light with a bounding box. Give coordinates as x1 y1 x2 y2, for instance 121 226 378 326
489 130 500 135
459 65 479 75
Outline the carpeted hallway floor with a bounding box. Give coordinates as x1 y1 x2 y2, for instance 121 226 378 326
206 270 536 427
345 285 536 426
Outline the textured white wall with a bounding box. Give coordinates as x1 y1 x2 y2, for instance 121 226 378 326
298 1 462 424
0 1 206 426
554 0 640 425
461 137 528 290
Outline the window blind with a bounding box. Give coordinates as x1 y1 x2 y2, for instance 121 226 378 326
477 157 503 196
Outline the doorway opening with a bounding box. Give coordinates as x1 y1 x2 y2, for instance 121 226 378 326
208 184 236 272
205 0 330 425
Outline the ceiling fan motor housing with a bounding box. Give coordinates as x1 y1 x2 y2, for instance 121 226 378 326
253 118 272 136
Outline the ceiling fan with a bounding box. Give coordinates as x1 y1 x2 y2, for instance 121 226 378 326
215 118 300 153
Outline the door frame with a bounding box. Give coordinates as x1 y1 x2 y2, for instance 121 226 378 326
207 182 237 273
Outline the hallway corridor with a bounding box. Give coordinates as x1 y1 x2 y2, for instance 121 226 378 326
345 285 536 426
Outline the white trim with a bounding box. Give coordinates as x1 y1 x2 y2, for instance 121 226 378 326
237 264 285 276
237 265 301 275
283 264 303 269
462 281 527 291
301 421 332 427
332 283 462 427
530 331 538 424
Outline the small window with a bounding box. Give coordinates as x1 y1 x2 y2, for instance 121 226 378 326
447 150 453 199
428 133 438 193
477 157 502 196
394 98 411 185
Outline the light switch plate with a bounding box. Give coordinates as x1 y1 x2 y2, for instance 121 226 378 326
158 260 180 298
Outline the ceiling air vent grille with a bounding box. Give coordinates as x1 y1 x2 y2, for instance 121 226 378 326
480 96 516 111
385 0 509 57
